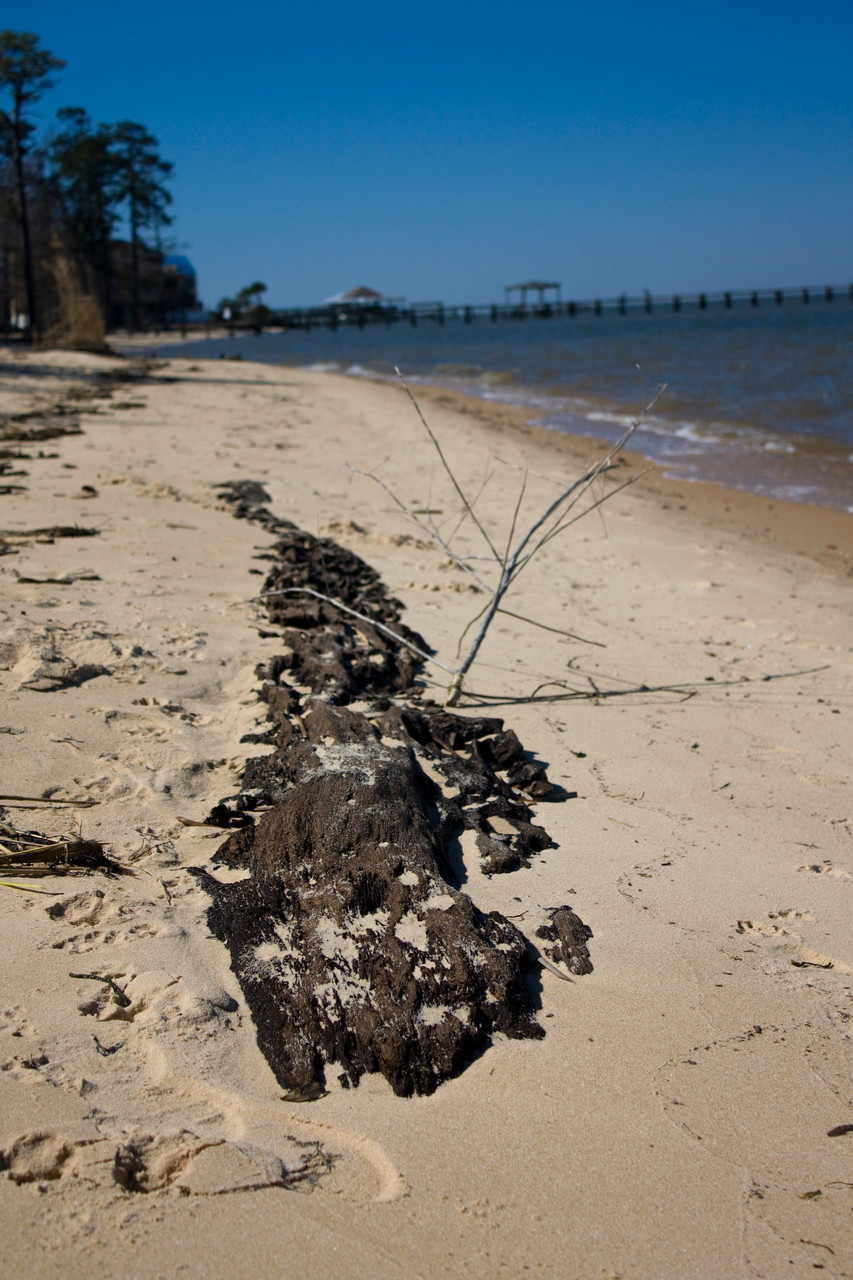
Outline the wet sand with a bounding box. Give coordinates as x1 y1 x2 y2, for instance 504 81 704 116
1 348 851 1279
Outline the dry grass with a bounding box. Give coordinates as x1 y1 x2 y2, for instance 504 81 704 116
41 250 109 353
0 822 126 880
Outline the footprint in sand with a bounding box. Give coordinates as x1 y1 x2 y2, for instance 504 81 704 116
50 768 145 803
735 914 851 975
67 965 409 1202
656 1021 853 1274
616 851 683 910
62 972 404 1203
0 1005 37 1037
41 888 176 954
799 858 853 883
0 1127 329 1197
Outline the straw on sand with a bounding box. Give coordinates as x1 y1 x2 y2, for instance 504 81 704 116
0 823 127 879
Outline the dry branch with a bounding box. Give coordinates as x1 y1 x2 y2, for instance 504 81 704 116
351 371 662 704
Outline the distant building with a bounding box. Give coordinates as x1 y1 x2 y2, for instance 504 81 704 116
161 254 199 318
163 255 198 305
107 242 198 328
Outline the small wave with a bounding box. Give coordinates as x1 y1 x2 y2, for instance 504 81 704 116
585 409 637 429
344 363 392 380
671 422 723 445
581 408 728 447
763 439 795 453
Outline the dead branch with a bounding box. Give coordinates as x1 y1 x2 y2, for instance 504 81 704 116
351 377 664 704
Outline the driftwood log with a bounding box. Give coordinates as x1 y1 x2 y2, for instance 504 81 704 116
191 482 591 1097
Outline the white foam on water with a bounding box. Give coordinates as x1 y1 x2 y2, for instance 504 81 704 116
763 439 796 453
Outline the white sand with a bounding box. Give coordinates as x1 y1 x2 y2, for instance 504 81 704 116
0 348 851 1278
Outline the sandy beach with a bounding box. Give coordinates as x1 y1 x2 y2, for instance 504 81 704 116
1 347 851 1279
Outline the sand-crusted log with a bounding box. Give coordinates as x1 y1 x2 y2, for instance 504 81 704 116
196 720 544 1097
194 482 591 1096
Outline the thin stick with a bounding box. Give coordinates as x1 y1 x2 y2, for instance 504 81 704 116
0 793 98 806
455 600 490 657
1 881 62 894
347 465 490 592
526 939 574 982
495 608 606 646
395 368 502 563
438 466 495 556
342 381 663 703
502 468 528 569
516 470 650 572
69 972 131 1008
257 587 458 674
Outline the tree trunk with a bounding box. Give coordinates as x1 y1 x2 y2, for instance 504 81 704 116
10 100 37 342
129 184 139 333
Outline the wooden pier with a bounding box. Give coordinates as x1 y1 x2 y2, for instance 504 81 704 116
213 283 853 337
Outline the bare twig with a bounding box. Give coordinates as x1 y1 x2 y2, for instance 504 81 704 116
256 586 457 674
495 608 606 646
1 881 62 894
0 793 98 806
347 465 490 592
346 379 666 704
452 662 833 706
395 367 503 564
69 972 131 1007
0 825 125 877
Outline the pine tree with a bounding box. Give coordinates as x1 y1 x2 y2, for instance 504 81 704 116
107 121 173 330
0 30 64 339
46 107 118 314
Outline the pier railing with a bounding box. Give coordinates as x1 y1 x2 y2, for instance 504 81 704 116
209 283 851 335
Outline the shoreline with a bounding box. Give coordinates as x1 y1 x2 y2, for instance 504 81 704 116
398 377 853 574
1 348 851 1278
115 329 853 519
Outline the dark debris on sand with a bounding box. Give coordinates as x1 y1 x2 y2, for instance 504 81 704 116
191 480 591 1097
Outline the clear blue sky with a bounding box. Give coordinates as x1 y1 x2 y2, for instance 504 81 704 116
13 1 853 307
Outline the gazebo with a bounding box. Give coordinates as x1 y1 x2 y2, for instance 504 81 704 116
504 280 562 308
324 285 387 306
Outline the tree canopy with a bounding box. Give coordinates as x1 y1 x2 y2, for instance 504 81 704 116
0 29 65 338
107 121 174 327
0 29 181 339
47 108 119 307
0 29 65 133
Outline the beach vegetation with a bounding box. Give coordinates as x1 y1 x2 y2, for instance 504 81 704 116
215 281 271 328
0 28 179 342
46 107 120 318
237 280 268 310
107 120 173 330
0 29 65 341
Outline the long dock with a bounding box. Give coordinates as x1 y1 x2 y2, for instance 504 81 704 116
217 283 853 335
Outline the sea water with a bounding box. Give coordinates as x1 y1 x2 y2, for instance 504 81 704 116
156 298 853 512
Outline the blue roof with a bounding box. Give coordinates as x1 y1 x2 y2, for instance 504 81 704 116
163 254 195 276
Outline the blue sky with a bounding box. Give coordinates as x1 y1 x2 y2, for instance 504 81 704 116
14 1 853 308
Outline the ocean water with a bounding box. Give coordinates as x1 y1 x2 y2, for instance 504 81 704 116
155 298 853 512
